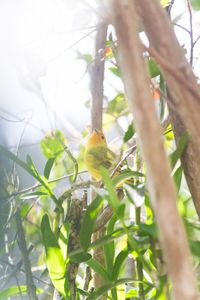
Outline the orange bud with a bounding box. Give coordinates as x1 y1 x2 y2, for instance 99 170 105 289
153 89 160 100
105 47 112 55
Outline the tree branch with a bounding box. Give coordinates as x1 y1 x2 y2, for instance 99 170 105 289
90 13 108 298
109 1 199 299
135 0 200 220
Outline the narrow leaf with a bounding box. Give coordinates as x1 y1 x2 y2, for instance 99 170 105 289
124 183 146 207
0 145 62 210
86 278 137 300
44 156 57 180
70 252 92 263
104 215 118 277
0 145 33 176
147 58 161 78
0 286 43 299
41 214 69 297
173 166 182 193
169 131 188 170
112 246 129 280
58 222 70 262
100 167 119 212
80 195 104 252
112 170 144 187
109 67 121 77
86 258 109 282
90 225 138 249
123 123 135 143
139 223 158 238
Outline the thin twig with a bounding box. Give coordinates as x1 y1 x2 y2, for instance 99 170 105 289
174 23 190 35
47 28 97 64
1 245 34 289
6 170 87 200
58 180 94 204
57 135 79 183
187 0 194 65
15 209 38 300
0 115 25 122
110 145 137 178
193 34 200 47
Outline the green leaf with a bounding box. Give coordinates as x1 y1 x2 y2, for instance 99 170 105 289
0 145 62 210
139 223 158 238
100 167 119 212
80 195 104 252
70 252 92 263
160 0 171 7
26 154 41 179
109 67 121 77
173 166 182 193
58 222 70 262
116 203 126 219
86 258 110 282
169 131 188 170
21 191 48 199
104 215 118 277
123 123 135 143
44 157 56 180
112 246 129 280
147 58 161 78
41 214 69 297
90 225 138 249
0 144 34 176
0 286 43 299
86 278 137 300
189 240 200 257
191 0 200 10
124 183 146 207
77 53 93 63
106 93 128 116
40 129 66 159
111 288 118 300
112 170 144 187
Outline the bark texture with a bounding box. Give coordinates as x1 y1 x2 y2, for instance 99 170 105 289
109 0 199 299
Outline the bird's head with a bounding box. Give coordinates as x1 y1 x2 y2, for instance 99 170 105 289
86 129 107 148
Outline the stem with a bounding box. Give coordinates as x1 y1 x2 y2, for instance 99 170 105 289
135 206 144 299
15 209 38 300
187 0 194 66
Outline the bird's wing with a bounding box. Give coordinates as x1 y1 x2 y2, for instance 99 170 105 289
88 146 113 169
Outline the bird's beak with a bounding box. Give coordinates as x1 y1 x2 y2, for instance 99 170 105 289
94 128 100 135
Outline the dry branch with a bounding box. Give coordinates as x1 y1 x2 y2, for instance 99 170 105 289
135 0 200 219
109 0 199 299
90 15 108 297
90 21 107 131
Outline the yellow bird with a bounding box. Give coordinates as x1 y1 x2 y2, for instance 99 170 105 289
84 129 116 180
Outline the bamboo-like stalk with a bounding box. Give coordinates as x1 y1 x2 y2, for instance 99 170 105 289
108 0 198 299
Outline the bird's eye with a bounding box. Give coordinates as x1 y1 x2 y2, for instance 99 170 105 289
101 135 105 139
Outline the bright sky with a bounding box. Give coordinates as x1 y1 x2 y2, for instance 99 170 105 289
0 0 200 148
0 0 96 147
